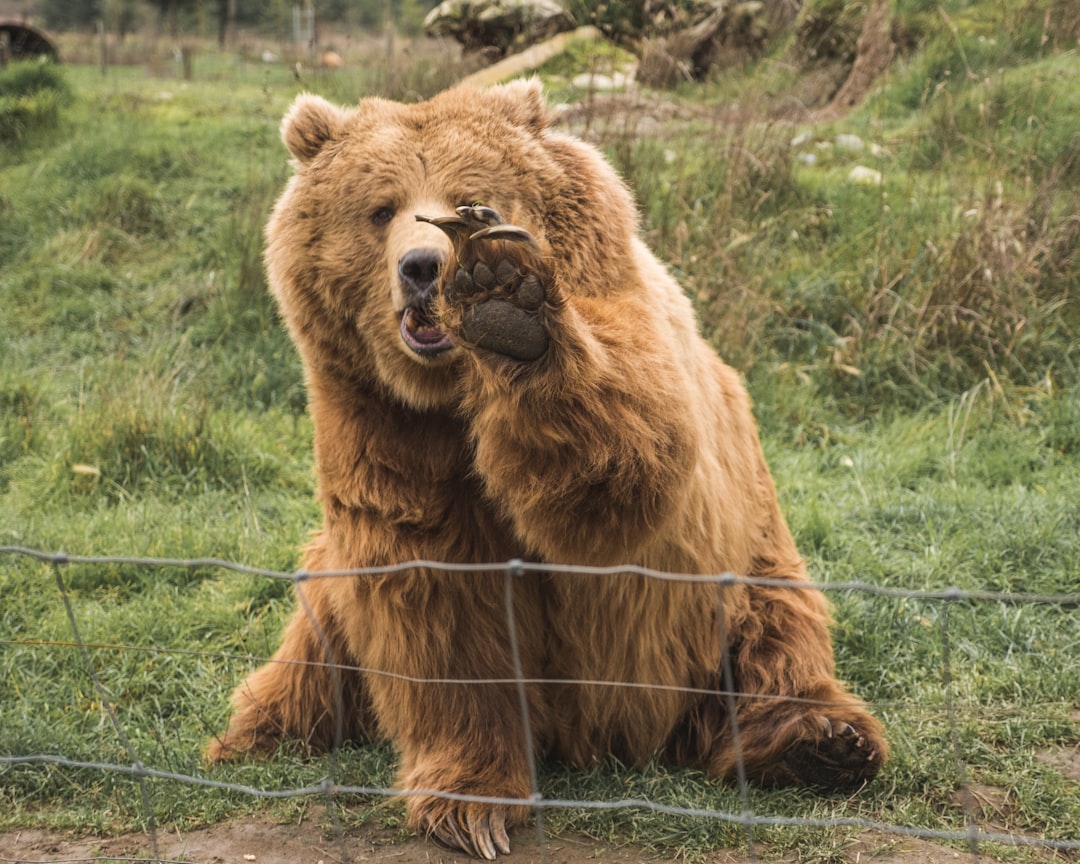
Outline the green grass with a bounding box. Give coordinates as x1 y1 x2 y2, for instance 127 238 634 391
1 24 1079 862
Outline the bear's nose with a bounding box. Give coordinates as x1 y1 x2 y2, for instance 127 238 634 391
398 248 444 304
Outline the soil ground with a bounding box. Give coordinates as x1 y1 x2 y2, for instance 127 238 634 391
0 821 1046 864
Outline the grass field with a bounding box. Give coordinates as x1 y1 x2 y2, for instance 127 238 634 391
1 5 1078 861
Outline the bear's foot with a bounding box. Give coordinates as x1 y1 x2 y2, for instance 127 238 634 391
737 707 885 794
775 715 883 792
417 206 550 362
410 791 527 860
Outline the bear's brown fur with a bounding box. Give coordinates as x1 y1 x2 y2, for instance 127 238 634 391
208 79 887 859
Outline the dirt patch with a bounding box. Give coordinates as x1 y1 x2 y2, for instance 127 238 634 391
0 819 761 864
1036 708 1080 784
950 783 1016 837
0 820 1038 864
1038 743 1080 784
849 833 984 863
551 90 711 140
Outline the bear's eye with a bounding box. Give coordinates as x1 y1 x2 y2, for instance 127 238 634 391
370 205 395 226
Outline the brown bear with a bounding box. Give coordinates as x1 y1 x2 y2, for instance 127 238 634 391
207 79 887 859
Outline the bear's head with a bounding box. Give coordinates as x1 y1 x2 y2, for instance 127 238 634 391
265 79 637 410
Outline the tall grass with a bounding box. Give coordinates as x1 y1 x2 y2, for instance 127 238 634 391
576 54 1080 415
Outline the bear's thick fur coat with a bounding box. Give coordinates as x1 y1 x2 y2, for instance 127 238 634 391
208 80 886 859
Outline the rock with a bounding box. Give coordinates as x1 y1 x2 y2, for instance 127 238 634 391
835 132 865 151
423 0 575 57
848 165 882 186
570 71 634 90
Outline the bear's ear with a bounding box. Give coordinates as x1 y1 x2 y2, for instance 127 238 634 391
488 77 548 133
281 93 348 162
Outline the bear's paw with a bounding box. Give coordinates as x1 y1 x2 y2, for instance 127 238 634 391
417 206 550 362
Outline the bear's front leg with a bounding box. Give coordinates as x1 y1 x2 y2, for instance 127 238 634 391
359 566 548 860
417 206 697 567
417 206 552 362
400 751 532 859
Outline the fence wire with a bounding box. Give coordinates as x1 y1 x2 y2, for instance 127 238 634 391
1 544 1078 864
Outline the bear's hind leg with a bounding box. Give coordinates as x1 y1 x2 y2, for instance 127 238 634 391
676 583 887 793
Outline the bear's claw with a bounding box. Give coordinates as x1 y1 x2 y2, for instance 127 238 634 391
414 213 473 248
428 807 511 860
470 224 539 246
416 206 538 255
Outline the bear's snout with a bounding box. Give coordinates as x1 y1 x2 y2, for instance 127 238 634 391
398 248 444 307
397 247 454 359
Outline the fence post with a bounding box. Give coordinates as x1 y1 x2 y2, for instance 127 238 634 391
384 0 395 95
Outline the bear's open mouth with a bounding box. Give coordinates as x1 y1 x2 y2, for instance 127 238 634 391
400 306 453 357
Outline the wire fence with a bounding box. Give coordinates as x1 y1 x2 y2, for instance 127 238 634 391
1 544 1078 864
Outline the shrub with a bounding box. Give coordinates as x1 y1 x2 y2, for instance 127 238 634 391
0 61 71 145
